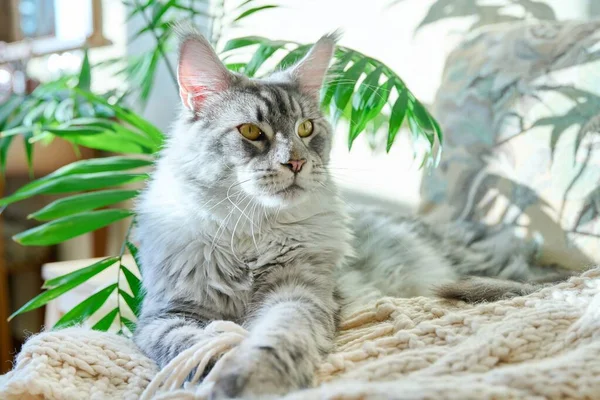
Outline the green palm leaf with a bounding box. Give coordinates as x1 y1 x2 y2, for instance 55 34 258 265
10 257 118 319
54 284 118 329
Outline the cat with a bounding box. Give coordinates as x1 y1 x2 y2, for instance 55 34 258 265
133 26 573 399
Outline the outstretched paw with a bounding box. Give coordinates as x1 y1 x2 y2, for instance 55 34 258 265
210 344 312 399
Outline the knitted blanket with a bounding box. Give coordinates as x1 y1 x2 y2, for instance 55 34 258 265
2 268 600 400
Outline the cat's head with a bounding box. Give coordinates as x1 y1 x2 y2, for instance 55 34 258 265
168 27 337 209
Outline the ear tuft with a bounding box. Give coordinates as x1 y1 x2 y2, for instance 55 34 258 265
321 29 343 45
289 32 340 100
175 23 231 111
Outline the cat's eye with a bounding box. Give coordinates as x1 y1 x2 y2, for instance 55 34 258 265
238 123 263 140
298 120 314 138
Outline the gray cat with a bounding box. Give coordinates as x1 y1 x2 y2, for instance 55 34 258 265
133 27 572 399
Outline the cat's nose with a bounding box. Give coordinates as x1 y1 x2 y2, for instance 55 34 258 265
281 159 306 173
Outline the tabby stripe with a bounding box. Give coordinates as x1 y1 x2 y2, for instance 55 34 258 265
259 345 290 376
270 86 289 115
287 92 299 114
167 299 217 316
257 89 277 113
256 107 264 122
297 97 307 116
159 318 192 338
165 329 198 361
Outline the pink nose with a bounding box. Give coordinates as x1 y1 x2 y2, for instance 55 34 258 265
282 159 306 173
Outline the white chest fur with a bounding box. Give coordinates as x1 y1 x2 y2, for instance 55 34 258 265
135 179 352 319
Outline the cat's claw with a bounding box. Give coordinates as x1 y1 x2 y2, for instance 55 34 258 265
210 372 247 399
210 345 299 399
210 369 285 400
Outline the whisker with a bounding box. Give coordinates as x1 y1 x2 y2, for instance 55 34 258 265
206 203 239 263
250 200 260 251
226 179 253 215
230 196 256 263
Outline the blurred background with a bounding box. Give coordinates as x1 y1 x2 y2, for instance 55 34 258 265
1 0 599 373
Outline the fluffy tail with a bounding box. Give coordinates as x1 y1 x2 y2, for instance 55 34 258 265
436 267 577 303
435 277 540 302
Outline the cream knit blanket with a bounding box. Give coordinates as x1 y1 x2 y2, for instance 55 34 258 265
2 268 600 400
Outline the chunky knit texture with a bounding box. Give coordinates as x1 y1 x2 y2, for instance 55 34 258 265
2 268 600 400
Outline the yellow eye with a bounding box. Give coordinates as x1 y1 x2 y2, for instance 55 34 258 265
298 120 314 138
238 123 263 140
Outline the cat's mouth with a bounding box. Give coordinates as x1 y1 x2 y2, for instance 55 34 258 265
274 183 304 196
243 175 313 208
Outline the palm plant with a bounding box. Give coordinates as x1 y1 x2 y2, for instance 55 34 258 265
395 0 600 246
1 0 441 333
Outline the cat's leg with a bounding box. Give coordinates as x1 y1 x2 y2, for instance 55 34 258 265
211 267 337 399
134 299 223 369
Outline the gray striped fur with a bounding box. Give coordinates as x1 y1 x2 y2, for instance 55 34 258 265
133 27 574 399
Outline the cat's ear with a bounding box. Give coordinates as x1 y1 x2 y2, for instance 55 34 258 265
288 33 338 100
177 30 231 111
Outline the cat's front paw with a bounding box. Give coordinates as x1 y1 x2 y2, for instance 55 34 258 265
210 344 313 399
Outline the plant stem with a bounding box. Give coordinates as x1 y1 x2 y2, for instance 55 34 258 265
116 219 135 333
559 145 591 224
493 126 533 148
132 0 179 88
566 229 600 239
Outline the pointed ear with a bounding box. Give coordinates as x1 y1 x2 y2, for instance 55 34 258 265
289 33 338 100
177 31 231 111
